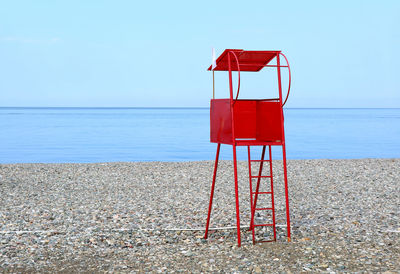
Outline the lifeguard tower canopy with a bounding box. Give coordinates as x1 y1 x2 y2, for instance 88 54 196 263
208 49 281 71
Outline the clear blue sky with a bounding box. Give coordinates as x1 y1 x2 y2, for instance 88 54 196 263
0 0 399 108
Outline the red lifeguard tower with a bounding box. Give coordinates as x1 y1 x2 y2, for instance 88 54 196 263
204 49 292 246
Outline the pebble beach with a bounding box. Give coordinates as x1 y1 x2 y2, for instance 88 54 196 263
0 159 399 272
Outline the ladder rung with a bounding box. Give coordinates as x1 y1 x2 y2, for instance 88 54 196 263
255 207 273 211
253 224 274 227
250 175 271 179
252 191 272 195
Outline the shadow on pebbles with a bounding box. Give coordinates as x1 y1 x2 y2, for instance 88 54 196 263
0 159 399 272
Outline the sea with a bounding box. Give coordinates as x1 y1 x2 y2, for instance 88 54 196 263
0 107 399 163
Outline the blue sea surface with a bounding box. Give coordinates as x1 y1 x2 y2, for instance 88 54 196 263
0 107 399 163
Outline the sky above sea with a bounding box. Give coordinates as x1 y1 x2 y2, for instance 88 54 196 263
0 1 399 108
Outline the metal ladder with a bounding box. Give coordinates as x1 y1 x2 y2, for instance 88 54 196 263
247 145 277 244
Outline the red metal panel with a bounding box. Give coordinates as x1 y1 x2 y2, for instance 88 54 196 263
208 49 280 72
211 99 282 144
233 100 257 138
256 101 282 142
210 99 257 144
210 99 232 144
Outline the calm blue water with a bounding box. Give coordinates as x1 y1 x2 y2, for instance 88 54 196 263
0 107 399 163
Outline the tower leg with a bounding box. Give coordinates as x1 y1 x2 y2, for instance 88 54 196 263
269 145 277 241
247 146 253 231
232 144 241 247
204 143 221 239
282 143 291 241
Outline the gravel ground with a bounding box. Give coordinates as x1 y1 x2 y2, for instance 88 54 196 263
0 158 399 273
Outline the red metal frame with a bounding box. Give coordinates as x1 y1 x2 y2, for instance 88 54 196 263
204 143 220 239
204 49 292 246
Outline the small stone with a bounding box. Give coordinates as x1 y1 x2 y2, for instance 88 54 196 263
182 251 193 257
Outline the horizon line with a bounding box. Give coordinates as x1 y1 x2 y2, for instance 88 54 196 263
0 106 399 109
